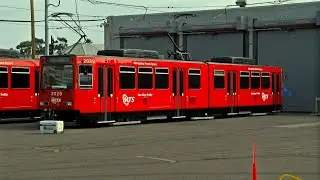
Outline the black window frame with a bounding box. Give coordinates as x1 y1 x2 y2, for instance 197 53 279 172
250 72 260 89
119 66 135 90
214 70 225 89
78 64 93 89
188 68 201 89
261 72 270 89
155 67 169 90
11 67 30 89
0 66 8 89
138 67 153 90
240 71 250 89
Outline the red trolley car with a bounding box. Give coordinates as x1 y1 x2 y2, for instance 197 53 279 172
0 58 40 120
38 49 282 126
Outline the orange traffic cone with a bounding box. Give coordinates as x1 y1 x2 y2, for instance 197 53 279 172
252 142 257 180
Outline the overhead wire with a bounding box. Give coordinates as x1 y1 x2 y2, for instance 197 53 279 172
0 18 106 23
2 0 297 46
0 4 107 18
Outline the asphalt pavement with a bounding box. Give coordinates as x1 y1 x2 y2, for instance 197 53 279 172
0 114 319 180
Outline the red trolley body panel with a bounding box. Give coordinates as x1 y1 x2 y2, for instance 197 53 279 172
40 55 106 113
208 62 282 112
179 61 209 110
111 58 181 113
0 58 39 113
73 56 105 114
39 56 75 112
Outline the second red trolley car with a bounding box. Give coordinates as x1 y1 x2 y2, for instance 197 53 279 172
0 58 40 119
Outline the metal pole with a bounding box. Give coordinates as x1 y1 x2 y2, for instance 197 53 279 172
30 0 36 59
45 0 49 56
178 22 184 51
103 21 109 50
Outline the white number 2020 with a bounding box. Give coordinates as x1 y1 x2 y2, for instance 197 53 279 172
51 91 62 96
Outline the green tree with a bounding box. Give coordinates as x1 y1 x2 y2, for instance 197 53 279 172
16 37 70 56
16 41 32 56
16 38 45 56
53 37 68 54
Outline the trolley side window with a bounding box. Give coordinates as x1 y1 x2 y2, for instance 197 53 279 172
138 67 153 89
78 65 93 89
261 72 270 89
251 72 260 89
107 68 113 96
35 69 39 93
214 70 225 89
119 66 135 89
0 67 8 88
155 68 169 89
11 67 30 89
188 69 201 89
172 69 177 95
240 71 250 89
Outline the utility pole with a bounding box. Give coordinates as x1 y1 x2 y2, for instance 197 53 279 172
45 0 49 56
30 0 36 59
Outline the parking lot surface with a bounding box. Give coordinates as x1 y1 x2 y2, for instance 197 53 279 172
0 114 319 180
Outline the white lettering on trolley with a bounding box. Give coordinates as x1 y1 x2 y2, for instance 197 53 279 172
138 93 153 97
262 92 269 101
248 68 263 71
0 93 8 97
251 92 260 95
0 61 14 65
51 97 61 104
122 94 135 106
133 62 157 66
83 58 95 63
51 91 62 96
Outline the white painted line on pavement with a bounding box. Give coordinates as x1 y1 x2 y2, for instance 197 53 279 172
273 122 320 128
34 147 60 152
136 155 177 163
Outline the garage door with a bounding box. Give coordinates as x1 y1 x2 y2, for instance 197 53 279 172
121 36 173 58
257 29 320 112
186 32 244 61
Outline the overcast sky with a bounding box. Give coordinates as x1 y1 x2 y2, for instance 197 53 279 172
0 0 315 49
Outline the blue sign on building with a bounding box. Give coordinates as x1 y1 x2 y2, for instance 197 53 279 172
282 84 292 97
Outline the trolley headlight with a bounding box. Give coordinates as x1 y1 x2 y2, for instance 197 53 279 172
64 101 72 106
40 101 47 106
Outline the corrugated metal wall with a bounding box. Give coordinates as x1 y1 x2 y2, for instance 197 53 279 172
257 29 320 112
186 32 244 60
121 36 173 57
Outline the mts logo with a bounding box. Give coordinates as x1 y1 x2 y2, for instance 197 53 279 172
122 94 135 106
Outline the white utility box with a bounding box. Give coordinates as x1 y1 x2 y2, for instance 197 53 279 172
39 120 64 134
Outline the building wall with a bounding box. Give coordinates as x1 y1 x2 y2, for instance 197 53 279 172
105 1 320 112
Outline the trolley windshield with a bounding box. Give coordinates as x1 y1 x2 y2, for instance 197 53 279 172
41 64 73 89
